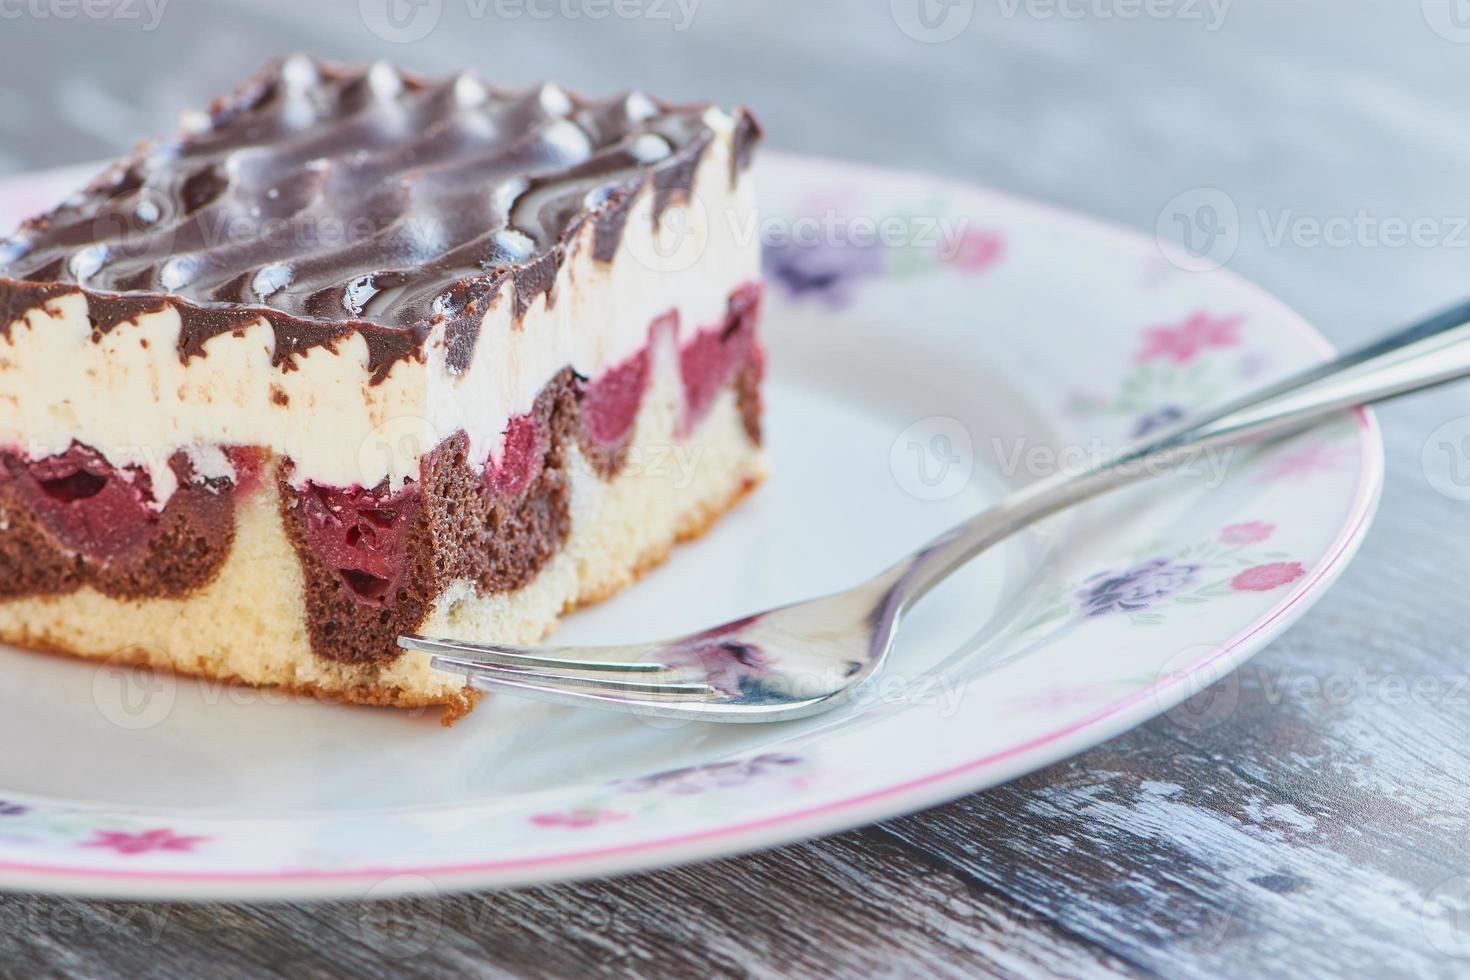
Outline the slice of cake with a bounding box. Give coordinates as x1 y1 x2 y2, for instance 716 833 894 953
0 56 766 719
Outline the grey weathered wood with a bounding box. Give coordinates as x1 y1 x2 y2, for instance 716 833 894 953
3 0 1470 976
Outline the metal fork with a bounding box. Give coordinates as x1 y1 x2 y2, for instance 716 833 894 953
401 299 1470 722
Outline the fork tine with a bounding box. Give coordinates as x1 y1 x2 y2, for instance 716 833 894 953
427 654 718 698
448 670 716 715
399 634 669 673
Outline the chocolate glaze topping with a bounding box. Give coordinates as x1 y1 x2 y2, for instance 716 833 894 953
0 55 761 383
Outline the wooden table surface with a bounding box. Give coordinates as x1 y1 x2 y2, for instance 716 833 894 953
4 1 1470 975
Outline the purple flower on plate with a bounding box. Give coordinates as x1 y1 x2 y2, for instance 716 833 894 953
763 238 885 308
1132 404 1187 438
1076 558 1200 617
613 753 802 796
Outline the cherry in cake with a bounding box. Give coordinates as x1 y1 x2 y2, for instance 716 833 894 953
0 56 766 719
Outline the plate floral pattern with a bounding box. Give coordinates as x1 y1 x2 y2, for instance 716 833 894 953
0 154 1381 900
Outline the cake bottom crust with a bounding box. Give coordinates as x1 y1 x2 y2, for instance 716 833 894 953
0 346 764 722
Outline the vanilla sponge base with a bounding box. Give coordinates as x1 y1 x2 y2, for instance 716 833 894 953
0 358 763 719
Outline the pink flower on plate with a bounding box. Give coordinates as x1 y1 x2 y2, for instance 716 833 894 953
941 229 1004 272
82 828 207 856
1255 441 1353 483
1010 682 1115 713
1136 311 1244 364
1231 562 1306 592
529 807 628 829
1220 521 1275 545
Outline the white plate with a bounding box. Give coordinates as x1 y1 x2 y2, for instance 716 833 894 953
0 153 1381 900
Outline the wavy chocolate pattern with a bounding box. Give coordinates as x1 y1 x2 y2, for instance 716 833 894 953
0 56 760 383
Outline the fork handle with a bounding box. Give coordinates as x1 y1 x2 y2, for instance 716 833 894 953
891 297 1470 607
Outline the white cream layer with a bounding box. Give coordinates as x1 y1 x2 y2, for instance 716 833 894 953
0 108 759 504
